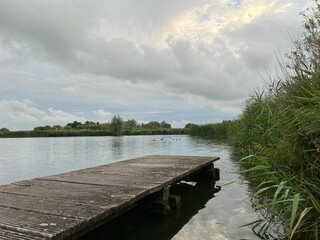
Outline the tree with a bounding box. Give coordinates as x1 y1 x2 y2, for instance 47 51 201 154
0 128 10 132
160 121 171 129
67 121 82 129
145 121 160 129
102 123 111 129
34 126 51 131
123 119 138 129
52 125 62 130
110 115 123 135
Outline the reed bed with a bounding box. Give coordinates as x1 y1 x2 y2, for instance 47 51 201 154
190 4 320 239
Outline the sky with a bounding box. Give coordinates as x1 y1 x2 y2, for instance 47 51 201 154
0 0 312 130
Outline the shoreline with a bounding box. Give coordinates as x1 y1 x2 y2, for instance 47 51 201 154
0 128 189 138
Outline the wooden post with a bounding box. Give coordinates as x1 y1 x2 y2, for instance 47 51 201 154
140 186 172 215
169 195 181 209
198 163 220 181
214 167 220 181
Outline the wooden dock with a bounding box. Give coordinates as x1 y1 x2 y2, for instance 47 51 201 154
0 155 219 240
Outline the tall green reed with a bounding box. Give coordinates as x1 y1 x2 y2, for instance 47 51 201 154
239 155 318 240
234 3 320 239
188 120 234 139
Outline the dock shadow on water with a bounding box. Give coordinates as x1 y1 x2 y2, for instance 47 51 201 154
80 178 220 240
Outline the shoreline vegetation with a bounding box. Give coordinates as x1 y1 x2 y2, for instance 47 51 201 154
0 118 188 138
189 4 320 240
0 128 188 138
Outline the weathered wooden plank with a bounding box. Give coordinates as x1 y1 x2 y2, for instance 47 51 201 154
0 192 107 219
122 155 219 165
81 162 196 172
0 228 46 240
39 172 168 187
107 162 205 171
39 166 187 186
79 167 185 180
0 180 148 207
79 166 194 182
0 207 81 239
101 155 214 167
75 155 219 173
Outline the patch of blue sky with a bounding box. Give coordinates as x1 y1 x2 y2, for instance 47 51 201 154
199 12 211 22
228 0 241 8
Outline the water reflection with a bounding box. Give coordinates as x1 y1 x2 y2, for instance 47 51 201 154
111 137 124 158
80 179 221 240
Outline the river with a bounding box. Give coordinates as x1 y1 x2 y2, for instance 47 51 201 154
0 135 260 239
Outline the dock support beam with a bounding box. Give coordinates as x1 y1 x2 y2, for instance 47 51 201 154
185 163 220 182
139 185 182 215
140 186 171 215
201 163 220 181
169 195 181 209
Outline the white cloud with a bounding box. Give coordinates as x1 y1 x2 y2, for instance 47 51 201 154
0 99 85 130
93 109 113 120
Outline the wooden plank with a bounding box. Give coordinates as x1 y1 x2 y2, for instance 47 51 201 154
74 155 219 173
107 156 219 168
80 162 198 173
38 172 168 187
39 166 189 186
0 228 46 240
0 155 219 239
0 192 107 219
0 207 81 239
125 155 219 163
0 180 148 207
79 166 194 180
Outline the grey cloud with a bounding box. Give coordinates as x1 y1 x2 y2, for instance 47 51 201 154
0 1 85 61
76 38 176 81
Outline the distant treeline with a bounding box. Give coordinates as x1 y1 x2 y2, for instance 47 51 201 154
0 128 188 138
0 117 188 138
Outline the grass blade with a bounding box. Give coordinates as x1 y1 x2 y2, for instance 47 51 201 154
289 194 300 233
289 207 312 240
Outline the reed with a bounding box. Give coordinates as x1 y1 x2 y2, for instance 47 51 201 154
233 4 320 238
188 120 234 139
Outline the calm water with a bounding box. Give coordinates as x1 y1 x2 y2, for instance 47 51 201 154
0 135 259 239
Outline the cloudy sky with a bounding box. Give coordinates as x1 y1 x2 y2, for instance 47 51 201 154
0 0 312 130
